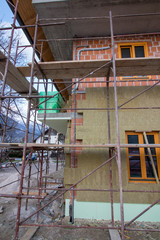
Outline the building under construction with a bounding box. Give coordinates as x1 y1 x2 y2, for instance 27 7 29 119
0 0 160 239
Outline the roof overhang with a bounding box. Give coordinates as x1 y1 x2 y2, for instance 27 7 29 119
32 0 160 61
8 0 69 100
7 0 160 101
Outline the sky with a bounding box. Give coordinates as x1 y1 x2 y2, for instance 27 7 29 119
0 0 55 125
0 1 41 123
0 0 33 64
0 0 14 23
0 0 54 88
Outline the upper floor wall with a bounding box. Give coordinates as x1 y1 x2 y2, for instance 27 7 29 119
73 34 160 89
33 0 160 60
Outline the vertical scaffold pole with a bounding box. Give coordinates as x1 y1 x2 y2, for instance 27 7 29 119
109 11 125 239
70 40 77 224
37 150 43 221
0 0 19 162
106 73 114 226
0 0 19 110
15 14 39 240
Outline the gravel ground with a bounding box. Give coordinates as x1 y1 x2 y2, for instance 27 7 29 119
0 165 160 240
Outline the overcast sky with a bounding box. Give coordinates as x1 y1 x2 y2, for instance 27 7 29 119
1 0 55 93
0 0 33 65
0 0 56 131
0 0 13 23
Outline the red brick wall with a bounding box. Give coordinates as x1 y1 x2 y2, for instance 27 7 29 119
72 34 160 89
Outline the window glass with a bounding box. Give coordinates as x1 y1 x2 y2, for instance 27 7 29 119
146 135 155 144
121 47 131 58
144 135 156 155
129 148 139 155
145 156 158 178
129 156 142 177
128 135 139 155
128 135 138 144
135 46 145 57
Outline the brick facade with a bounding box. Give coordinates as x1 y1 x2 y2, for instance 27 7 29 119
70 34 160 172
72 34 160 89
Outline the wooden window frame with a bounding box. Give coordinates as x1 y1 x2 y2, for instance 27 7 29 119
125 131 160 183
118 42 149 58
118 42 151 81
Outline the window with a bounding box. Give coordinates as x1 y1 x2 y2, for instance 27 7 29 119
118 42 148 58
118 42 150 80
126 131 160 182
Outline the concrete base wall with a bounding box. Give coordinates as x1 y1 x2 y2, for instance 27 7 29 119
65 199 160 222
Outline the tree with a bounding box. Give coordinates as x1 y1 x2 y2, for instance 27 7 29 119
0 20 41 162
0 21 26 144
0 21 27 65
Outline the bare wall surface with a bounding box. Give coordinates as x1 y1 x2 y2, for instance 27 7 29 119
64 86 160 204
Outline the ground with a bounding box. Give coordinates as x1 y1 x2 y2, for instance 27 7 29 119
0 164 160 240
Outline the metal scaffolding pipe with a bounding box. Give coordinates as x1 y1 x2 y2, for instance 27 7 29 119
125 198 160 227
0 6 159 238
109 11 125 240
19 155 116 225
39 12 160 22
22 187 160 193
15 14 39 240
37 32 160 42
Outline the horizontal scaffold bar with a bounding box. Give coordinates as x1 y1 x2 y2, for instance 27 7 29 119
1 143 160 149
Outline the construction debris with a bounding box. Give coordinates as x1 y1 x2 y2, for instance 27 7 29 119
40 189 65 223
0 206 4 214
43 169 64 180
20 226 39 240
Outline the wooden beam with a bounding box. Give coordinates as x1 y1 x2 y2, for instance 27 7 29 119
0 52 36 94
0 51 38 106
18 57 160 79
11 0 69 100
109 229 121 240
13 192 47 196
20 226 39 240
143 132 159 184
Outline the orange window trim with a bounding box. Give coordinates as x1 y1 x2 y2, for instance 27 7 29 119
125 131 160 183
118 42 149 58
118 42 151 81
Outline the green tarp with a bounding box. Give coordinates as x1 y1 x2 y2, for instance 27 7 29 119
38 91 64 113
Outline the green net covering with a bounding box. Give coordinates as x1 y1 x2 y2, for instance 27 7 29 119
38 91 64 113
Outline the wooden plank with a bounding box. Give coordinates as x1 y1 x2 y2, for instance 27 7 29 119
143 132 159 184
13 192 47 196
18 57 160 79
20 226 39 240
42 182 61 185
109 229 121 240
0 51 38 106
0 52 37 94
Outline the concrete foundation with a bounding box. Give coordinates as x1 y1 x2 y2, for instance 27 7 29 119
65 199 160 222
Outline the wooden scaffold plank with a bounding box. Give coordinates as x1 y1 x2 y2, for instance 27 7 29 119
18 57 160 79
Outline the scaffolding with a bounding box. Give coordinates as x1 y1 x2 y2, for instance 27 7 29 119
0 1 160 240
